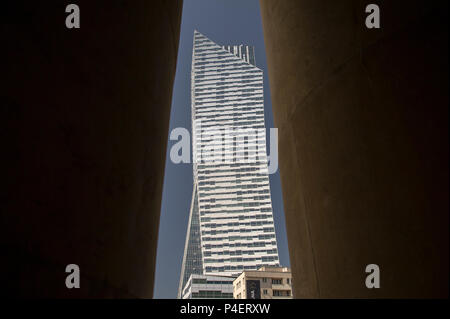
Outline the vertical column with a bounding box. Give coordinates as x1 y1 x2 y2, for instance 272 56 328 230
1 1 183 298
260 0 448 298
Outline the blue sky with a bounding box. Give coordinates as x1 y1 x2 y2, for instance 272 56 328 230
153 0 290 299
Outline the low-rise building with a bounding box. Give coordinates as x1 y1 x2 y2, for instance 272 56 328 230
182 274 235 299
233 266 293 299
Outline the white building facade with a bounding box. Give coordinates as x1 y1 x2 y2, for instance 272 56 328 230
178 31 280 298
182 274 234 299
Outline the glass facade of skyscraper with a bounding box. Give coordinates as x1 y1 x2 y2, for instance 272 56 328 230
178 31 280 298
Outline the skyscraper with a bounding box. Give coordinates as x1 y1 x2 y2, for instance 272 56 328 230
178 31 280 298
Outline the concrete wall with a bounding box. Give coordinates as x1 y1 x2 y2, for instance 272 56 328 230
260 0 448 298
1 1 182 298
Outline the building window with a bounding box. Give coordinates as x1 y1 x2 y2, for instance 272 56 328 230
273 290 281 296
272 278 282 285
193 278 207 284
262 278 267 283
287 278 290 284
263 289 268 295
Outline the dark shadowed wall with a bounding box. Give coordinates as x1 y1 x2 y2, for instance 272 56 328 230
1 1 182 298
260 0 448 298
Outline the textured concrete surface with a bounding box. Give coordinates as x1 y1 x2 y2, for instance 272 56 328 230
1 1 182 298
260 0 448 298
